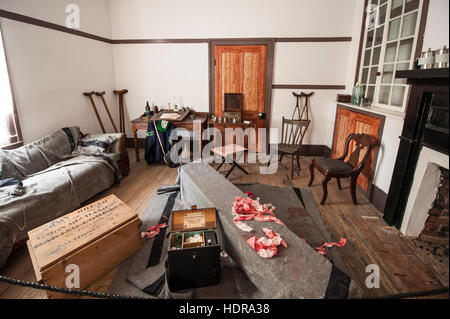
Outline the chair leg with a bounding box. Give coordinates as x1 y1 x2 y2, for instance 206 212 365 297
337 178 342 190
350 175 358 205
308 162 315 186
320 175 331 205
296 153 301 175
290 155 294 179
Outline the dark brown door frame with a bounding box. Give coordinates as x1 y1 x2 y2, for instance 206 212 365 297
208 39 275 147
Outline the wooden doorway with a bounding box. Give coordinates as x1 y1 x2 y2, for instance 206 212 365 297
210 40 274 152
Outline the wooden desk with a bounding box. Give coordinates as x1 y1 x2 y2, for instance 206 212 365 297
131 112 207 162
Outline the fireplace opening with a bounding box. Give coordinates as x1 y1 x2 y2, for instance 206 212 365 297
420 167 449 244
412 166 449 264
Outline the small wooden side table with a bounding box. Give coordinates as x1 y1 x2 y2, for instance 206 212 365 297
212 144 248 178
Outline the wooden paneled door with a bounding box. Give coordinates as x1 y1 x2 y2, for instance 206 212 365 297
332 105 385 196
214 45 267 151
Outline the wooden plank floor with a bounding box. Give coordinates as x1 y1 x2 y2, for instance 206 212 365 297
0 149 448 299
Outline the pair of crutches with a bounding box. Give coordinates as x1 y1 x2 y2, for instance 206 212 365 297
83 90 128 133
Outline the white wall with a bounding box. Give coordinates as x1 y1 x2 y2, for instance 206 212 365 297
109 0 359 142
0 0 117 143
112 43 209 137
422 0 449 51
0 0 112 38
109 0 357 39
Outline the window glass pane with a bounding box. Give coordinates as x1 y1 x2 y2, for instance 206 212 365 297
385 42 398 62
380 0 388 4
379 85 391 104
362 68 369 84
391 0 404 18
372 47 381 65
363 49 372 66
398 38 414 61
370 0 379 6
405 0 419 12
381 64 394 83
366 86 375 104
369 67 378 84
378 4 387 25
391 86 406 106
388 18 401 41
375 25 384 46
401 11 418 37
394 62 409 84
366 30 374 48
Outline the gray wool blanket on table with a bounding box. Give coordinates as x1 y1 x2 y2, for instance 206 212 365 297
176 162 362 299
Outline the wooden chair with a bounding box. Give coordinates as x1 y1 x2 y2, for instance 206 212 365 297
277 117 310 179
308 133 373 205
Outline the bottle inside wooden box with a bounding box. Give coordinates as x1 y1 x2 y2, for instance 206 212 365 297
169 230 218 250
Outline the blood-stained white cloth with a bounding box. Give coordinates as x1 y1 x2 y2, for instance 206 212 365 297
232 193 286 232
247 228 288 259
141 223 168 239
315 238 347 256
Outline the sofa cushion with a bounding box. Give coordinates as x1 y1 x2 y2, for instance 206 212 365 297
0 150 24 180
73 134 116 155
30 126 82 165
315 157 354 173
3 127 82 177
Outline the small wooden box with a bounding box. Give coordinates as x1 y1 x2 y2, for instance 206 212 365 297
27 195 142 299
167 206 221 291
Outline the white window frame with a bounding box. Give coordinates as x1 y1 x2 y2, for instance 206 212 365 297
358 0 425 113
0 24 22 149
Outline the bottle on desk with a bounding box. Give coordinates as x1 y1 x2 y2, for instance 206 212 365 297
145 101 151 116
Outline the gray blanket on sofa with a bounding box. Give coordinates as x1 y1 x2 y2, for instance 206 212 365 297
0 127 121 269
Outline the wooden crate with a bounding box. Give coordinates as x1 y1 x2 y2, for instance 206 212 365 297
27 195 142 299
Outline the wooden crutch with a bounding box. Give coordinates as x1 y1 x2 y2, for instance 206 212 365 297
113 89 128 133
95 91 118 133
292 91 314 121
83 91 106 133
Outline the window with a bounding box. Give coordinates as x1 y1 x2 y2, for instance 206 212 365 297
0 26 21 148
358 0 424 112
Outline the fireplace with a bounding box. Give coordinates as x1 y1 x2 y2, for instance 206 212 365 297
384 68 449 234
402 154 449 240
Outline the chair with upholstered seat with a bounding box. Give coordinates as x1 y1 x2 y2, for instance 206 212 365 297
308 133 373 205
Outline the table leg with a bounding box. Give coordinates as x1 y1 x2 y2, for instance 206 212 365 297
216 157 225 171
133 126 140 162
233 161 249 175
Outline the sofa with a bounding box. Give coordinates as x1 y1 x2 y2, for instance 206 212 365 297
0 127 129 269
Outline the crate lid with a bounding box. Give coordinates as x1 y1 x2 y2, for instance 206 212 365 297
171 206 216 232
27 195 138 271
